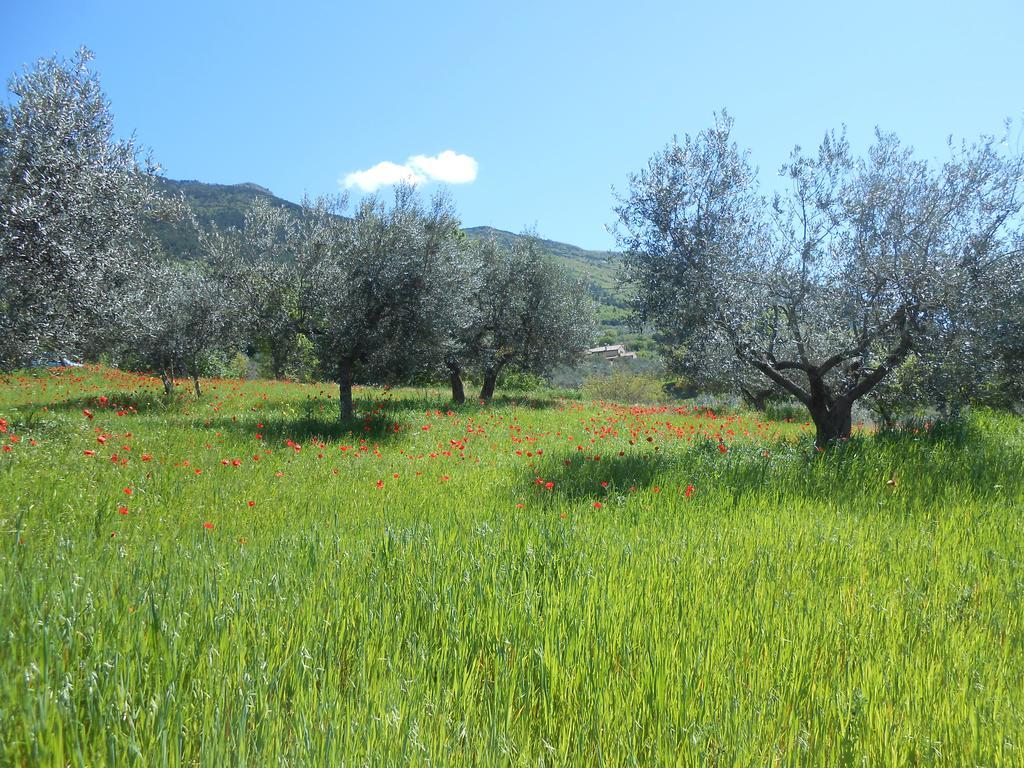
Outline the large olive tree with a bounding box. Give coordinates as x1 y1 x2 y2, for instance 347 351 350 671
0 48 169 368
615 113 1024 447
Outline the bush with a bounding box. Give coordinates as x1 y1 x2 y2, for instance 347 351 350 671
581 370 665 404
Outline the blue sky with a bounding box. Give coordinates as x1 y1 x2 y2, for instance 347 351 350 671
2 0 1022 249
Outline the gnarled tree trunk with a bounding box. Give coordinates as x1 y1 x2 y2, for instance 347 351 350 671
809 399 853 449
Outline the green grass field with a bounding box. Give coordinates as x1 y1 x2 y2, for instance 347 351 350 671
2 367 1023 766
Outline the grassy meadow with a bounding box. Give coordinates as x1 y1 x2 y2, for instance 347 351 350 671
1 366 1023 766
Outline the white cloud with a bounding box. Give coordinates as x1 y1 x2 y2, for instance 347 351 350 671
343 161 425 193
342 150 478 192
407 150 478 184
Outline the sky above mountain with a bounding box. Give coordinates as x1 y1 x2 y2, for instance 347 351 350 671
3 0 1023 250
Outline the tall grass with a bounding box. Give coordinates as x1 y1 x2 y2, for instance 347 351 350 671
1 367 1022 766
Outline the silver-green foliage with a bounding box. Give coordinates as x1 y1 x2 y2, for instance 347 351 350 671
457 234 597 400
0 48 168 367
294 187 471 417
615 112 1024 445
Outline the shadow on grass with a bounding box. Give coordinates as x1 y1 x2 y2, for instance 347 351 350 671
522 450 671 504
5 390 191 417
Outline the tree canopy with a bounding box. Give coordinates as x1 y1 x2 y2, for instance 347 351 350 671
615 113 1024 446
0 48 170 367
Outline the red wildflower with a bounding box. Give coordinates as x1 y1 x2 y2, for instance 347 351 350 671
141 454 152 462
83 450 96 457
118 506 129 515
247 500 255 507
593 502 602 509
685 485 695 497
203 521 214 530
545 481 554 491
123 487 132 496
376 479 384 489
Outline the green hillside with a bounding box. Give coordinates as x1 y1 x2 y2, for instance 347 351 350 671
149 178 647 351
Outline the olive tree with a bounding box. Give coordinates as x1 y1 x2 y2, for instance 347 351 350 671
449 235 596 402
131 255 242 397
615 113 1024 447
295 187 469 420
227 199 311 380
0 48 169 368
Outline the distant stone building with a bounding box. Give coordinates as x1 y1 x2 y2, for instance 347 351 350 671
587 344 637 362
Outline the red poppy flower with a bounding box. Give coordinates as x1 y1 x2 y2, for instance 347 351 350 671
593 502 602 509
376 479 384 489
247 501 255 507
685 485 695 497
118 506 129 515
123 487 132 496
203 521 214 530
141 454 152 462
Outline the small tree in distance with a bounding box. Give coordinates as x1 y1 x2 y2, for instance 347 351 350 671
295 187 468 421
448 235 596 403
615 113 1024 447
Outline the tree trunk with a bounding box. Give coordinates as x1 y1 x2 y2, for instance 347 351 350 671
811 402 853 449
446 359 465 404
189 362 202 398
161 366 175 397
338 357 354 421
740 386 772 411
479 368 498 402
